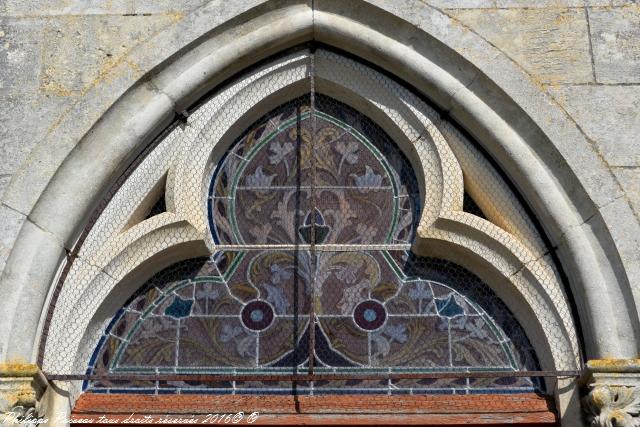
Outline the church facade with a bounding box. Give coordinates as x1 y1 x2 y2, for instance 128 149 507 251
0 1 639 426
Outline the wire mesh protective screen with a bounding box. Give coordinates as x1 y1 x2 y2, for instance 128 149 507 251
85 94 543 396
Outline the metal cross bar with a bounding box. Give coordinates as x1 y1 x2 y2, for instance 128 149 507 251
46 370 582 383
307 47 318 376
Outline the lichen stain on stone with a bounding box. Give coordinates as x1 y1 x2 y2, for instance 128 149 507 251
590 386 609 407
37 12 186 139
552 11 573 27
449 8 593 85
39 13 185 99
166 11 186 25
589 358 640 369
0 361 39 377
1 385 35 407
618 3 640 18
41 68 74 97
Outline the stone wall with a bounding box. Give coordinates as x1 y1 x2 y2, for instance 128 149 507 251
1 0 638 274
446 2 639 214
0 1 638 425
0 1 193 273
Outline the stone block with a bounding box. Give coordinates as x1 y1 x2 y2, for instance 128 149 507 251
0 18 43 95
612 0 640 8
438 0 614 8
496 0 584 6
587 359 640 386
589 6 640 83
4 0 133 16
546 84 640 167
0 94 75 181
596 196 640 315
132 0 211 14
0 219 66 361
0 175 9 201
2 58 148 217
449 8 594 84
613 167 640 217
0 203 25 275
427 0 496 8
40 14 180 96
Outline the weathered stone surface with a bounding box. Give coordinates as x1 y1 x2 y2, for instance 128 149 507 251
4 0 133 16
589 5 640 84
0 18 43 95
0 218 66 361
596 195 640 321
138 0 276 96
0 14 179 209
0 175 9 201
132 0 211 14
579 360 640 427
448 8 593 84
0 94 75 190
546 84 640 167
40 14 180 96
432 0 612 7
2 0 274 215
3 58 150 215
612 0 640 5
583 385 640 427
0 204 25 274
427 0 496 8
368 0 622 214
614 168 640 217
496 0 585 7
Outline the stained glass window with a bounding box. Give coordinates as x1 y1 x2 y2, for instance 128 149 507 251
87 95 542 395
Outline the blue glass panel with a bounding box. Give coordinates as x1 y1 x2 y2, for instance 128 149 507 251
164 296 193 318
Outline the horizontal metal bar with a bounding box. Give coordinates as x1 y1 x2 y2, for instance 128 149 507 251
233 185 395 190
211 244 412 251
46 370 581 382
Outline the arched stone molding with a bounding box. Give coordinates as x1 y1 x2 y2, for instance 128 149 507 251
39 50 579 390
0 0 637 386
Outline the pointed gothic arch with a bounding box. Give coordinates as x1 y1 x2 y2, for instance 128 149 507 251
0 1 637 424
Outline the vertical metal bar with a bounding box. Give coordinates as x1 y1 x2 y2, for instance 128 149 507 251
307 47 317 376
292 104 303 398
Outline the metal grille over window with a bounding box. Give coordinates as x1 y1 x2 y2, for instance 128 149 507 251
83 94 543 395
39 48 582 400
